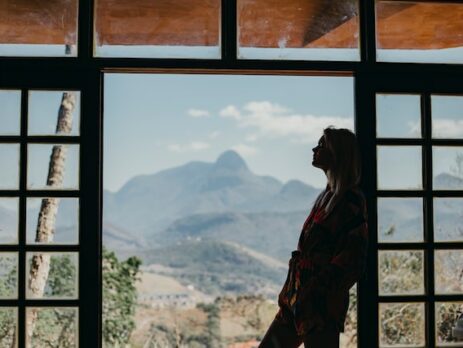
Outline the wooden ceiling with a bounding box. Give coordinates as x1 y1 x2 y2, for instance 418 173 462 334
0 0 462 50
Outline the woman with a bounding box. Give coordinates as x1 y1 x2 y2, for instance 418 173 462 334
259 127 369 348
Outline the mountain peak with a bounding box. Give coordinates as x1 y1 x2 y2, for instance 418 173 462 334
215 150 248 171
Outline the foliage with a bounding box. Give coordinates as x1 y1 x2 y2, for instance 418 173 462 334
195 302 222 348
379 250 463 345
0 256 19 347
436 303 463 343
0 255 17 298
47 254 77 297
31 308 77 348
0 308 16 348
102 247 141 347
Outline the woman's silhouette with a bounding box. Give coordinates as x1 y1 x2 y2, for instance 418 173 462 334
259 127 369 348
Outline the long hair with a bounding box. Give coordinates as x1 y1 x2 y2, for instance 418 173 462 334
316 126 362 214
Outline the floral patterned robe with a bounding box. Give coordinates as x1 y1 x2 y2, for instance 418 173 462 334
276 187 369 336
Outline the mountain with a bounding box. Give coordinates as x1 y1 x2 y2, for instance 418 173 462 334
157 210 307 261
103 150 319 242
140 239 286 297
434 173 463 190
0 206 17 243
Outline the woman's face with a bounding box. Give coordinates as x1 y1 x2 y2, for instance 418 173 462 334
312 135 333 171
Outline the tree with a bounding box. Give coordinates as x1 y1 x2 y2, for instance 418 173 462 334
26 92 77 346
102 247 141 347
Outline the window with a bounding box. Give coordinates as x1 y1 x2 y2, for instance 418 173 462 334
376 92 463 347
0 89 81 347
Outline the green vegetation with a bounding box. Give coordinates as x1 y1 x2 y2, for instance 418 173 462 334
142 239 284 296
102 247 141 347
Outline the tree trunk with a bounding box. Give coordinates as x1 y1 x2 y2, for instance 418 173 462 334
26 92 76 347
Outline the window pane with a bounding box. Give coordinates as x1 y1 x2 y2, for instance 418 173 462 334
377 146 422 190
435 302 463 346
0 308 17 347
378 250 424 296
378 198 423 243
26 307 78 348
0 90 21 135
94 0 221 58
27 144 79 190
103 73 355 347
0 144 20 189
26 252 78 299
376 94 421 138
27 198 79 244
379 302 425 347
238 0 360 61
0 0 78 57
376 1 463 64
0 253 18 299
434 198 463 243
0 198 19 244
28 91 80 136
432 95 463 139
433 146 463 190
435 250 463 295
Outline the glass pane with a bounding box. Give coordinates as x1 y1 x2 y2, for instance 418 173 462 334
376 1 463 64
27 198 79 244
27 144 79 190
26 252 78 299
435 302 463 346
378 198 423 243
103 73 355 347
433 146 463 190
0 90 21 135
28 91 80 136
0 0 78 57
377 146 422 190
26 307 78 348
435 250 463 295
376 94 421 138
94 0 220 58
238 0 360 61
0 253 18 299
0 144 20 189
434 198 463 243
379 302 425 347
378 250 424 296
432 95 463 139
0 198 19 244
0 307 17 347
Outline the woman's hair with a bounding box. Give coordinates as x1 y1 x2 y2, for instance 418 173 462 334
316 126 362 213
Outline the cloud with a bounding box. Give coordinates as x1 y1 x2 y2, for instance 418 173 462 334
187 108 210 118
221 101 353 144
431 119 463 138
209 131 221 139
168 141 210 153
245 134 258 142
231 144 259 156
219 105 242 120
